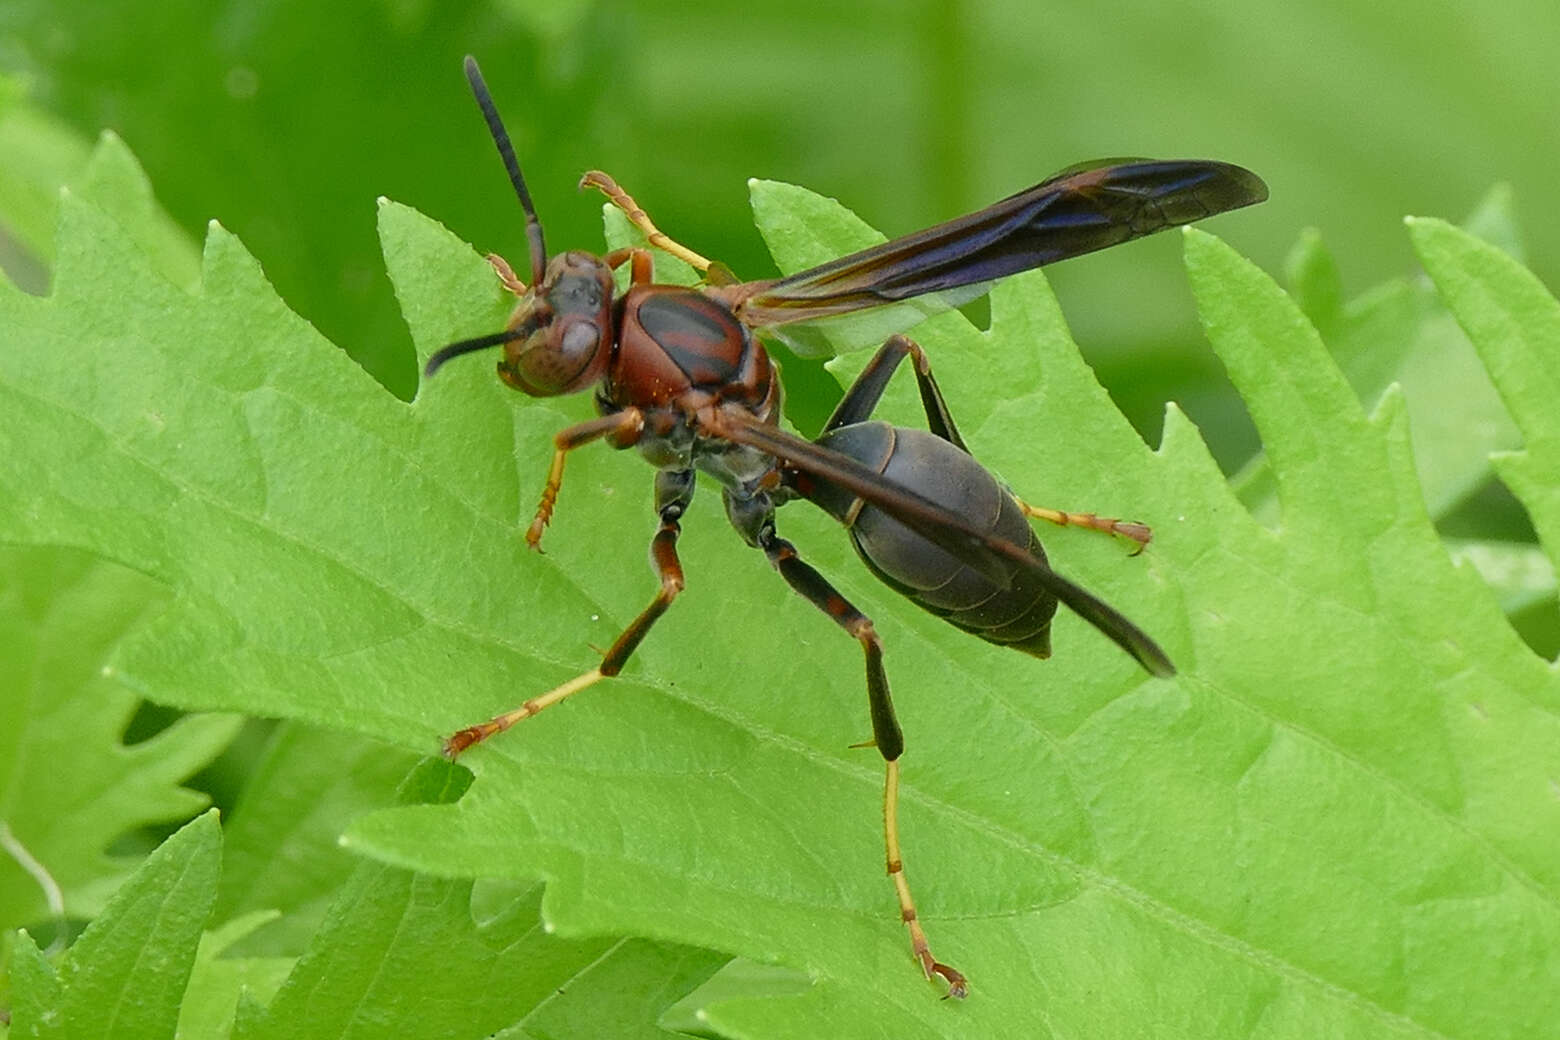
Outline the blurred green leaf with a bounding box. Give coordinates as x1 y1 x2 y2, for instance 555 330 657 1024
175 910 292 1040
0 547 239 933
1460 184 1526 265
1236 192 1523 530
8 812 220 1040
0 0 628 399
1283 227 1344 334
501 939 728 1040
1445 539 1556 617
213 723 424 955
1409 216 1560 558
0 89 90 292
0 114 198 293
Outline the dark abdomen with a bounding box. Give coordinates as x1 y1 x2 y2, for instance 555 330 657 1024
811 423 1058 657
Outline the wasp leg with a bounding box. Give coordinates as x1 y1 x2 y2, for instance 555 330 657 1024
579 170 715 274
754 520 967 999
1014 500 1152 551
486 252 529 295
824 335 970 450
831 335 1151 550
446 469 695 757
601 247 656 286
527 410 646 550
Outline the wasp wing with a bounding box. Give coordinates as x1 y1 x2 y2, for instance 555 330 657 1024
711 408 1175 678
718 159 1266 354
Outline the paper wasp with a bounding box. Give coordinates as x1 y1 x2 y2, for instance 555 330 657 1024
426 56 1266 997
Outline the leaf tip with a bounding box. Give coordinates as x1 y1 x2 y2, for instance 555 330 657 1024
1404 215 1456 250
1179 224 1216 249
1179 224 1224 265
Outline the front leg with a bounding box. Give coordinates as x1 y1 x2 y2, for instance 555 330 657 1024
527 410 646 550
486 252 529 296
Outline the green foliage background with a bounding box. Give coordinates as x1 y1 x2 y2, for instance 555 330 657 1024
3 1 1559 1037
5 0 1558 456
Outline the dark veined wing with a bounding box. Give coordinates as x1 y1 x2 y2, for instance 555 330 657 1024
708 406 1176 678
720 159 1266 347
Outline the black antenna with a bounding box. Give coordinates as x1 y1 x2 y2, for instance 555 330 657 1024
425 328 528 378
464 55 547 286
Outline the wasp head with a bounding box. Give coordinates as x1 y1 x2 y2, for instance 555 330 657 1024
495 251 615 396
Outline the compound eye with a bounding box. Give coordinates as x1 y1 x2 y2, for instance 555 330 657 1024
502 315 607 396
559 320 600 362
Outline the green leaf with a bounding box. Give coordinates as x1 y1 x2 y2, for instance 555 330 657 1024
1180 226 1559 1033
502 939 728 1040
1445 539 1556 618
1237 199 1522 527
0 88 91 292
749 179 969 358
67 132 201 293
1458 184 1526 265
9 716 722 1038
0 114 198 297
0 547 240 932
8 811 221 1040
5 138 1559 1037
16 0 1560 460
1283 227 1344 334
0 3 609 399
213 723 425 956
235 759 723 1039
1408 216 1560 560
174 910 292 1040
